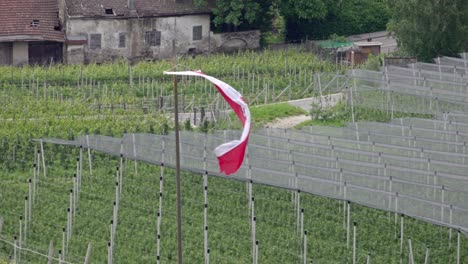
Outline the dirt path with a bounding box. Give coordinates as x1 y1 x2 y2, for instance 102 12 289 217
264 115 310 129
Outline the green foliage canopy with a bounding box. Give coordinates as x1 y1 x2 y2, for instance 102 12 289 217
283 0 390 40
387 0 468 61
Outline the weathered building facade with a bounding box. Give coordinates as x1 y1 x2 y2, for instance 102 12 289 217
62 0 213 64
0 0 261 65
0 0 65 65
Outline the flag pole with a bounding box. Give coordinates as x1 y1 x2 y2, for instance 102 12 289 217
172 40 183 264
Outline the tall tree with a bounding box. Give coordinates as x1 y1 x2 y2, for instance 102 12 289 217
196 0 273 32
387 0 468 61
280 0 390 40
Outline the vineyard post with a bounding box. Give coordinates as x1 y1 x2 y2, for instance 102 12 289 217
40 139 46 178
14 236 17 263
58 250 63 264
347 201 351 249
296 189 301 234
28 179 32 221
395 193 399 239
254 240 259 264
62 228 66 259
457 230 460 264
86 135 93 176
107 241 112 264
303 231 307 264
23 197 28 243
79 146 83 194
111 201 117 235
203 140 209 264
400 214 404 264
73 175 77 217
366 253 371 264
67 208 71 247
114 182 120 235
157 140 166 264
317 73 323 109
84 242 92 264
132 133 138 175
47 240 54 264
119 156 123 195
424 246 429 264
109 220 114 263
449 205 453 248
408 237 414 264
252 197 256 263
300 209 304 240
343 183 347 229
353 222 357 264
18 216 22 263
0 216 3 235
441 186 445 222
69 189 73 225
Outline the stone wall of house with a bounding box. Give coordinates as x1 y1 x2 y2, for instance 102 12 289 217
211 30 261 52
66 14 211 64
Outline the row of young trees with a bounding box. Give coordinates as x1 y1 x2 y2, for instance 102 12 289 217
198 0 468 62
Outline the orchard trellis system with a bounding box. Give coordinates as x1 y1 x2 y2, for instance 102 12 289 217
1 53 468 263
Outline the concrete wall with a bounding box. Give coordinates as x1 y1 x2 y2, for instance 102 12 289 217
66 14 211 63
0 42 13 65
211 30 261 52
12 42 28 65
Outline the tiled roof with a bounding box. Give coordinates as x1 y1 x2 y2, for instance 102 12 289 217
65 0 212 18
0 0 65 42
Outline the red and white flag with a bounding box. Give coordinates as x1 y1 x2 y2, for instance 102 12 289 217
163 71 251 175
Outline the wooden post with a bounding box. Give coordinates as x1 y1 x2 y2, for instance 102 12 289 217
173 60 183 264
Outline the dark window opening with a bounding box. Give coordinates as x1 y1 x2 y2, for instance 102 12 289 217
31 20 40 27
193 25 202 41
90 34 102 50
119 33 126 48
105 8 114 15
145 31 161 47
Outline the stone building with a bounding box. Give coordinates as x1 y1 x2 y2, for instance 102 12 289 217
0 0 65 65
0 0 261 65
62 0 214 64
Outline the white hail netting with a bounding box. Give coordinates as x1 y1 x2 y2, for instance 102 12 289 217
38 54 468 233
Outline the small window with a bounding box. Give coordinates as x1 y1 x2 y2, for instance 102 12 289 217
31 20 40 27
119 33 126 48
193 25 202 41
90 34 102 50
145 31 161 47
105 8 114 15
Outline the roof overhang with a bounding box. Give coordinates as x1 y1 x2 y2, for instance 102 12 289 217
0 35 64 42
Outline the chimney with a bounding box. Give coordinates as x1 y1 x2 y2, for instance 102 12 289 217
128 0 135 12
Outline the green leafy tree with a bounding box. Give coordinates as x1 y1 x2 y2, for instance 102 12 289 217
387 0 468 61
196 0 274 32
281 0 390 40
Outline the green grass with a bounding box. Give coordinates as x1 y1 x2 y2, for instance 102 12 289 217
250 103 307 125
